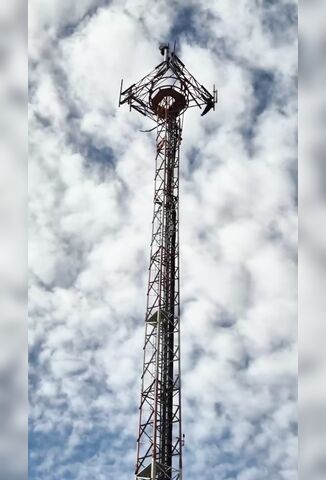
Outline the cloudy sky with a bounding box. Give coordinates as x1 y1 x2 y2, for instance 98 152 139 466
0 1 26 479
28 1 298 479
299 2 326 479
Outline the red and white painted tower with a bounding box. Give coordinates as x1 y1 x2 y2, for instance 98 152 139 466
119 44 217 480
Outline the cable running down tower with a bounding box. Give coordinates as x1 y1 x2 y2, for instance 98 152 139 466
119 43 217 480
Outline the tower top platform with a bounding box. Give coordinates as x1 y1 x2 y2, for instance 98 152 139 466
119 45 217 122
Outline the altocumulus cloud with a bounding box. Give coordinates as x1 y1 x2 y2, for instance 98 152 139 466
28 1 297 479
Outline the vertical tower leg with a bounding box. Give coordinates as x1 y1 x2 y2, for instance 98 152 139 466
135 110 183 480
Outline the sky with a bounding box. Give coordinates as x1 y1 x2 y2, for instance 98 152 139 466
28 1 298 479
0 1 26 479
299 2 326 479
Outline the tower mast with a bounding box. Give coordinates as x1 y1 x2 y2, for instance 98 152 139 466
119 44 217 480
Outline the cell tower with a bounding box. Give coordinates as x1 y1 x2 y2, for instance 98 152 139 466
119 44 217 480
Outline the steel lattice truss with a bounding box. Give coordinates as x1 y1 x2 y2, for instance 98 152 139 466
119 44 217 480
119 49 217 121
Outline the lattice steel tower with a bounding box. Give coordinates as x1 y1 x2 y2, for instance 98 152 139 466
119 44 217 480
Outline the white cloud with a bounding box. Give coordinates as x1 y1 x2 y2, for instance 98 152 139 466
28 0 297 479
